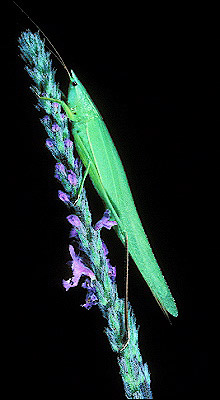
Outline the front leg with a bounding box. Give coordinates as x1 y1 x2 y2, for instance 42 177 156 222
39 96 76 121
73 160 91 205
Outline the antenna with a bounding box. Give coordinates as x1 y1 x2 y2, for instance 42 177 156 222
13 1 71 79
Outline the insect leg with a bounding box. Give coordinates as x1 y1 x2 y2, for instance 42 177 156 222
39 96 76 121
73 160 91 206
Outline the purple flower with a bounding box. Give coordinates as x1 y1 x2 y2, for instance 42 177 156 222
55 162 66 177
42 115 50 123
67 215 83 239
74 159 80 169
108 263 116 283
81 278 98 309
94 210 117 231
60 113 66 120
46 138 55 148
67 170 77 185
62 280 74 291
52 102 59 111
64 138 73 148
62 245 95 291
69 228 78 238
101 241 116 283
67 214 82 228
102 241 109 256
58 190 70 203
81 291 99 310
52 123 60 132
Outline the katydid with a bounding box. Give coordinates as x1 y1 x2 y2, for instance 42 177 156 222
39 69 178 318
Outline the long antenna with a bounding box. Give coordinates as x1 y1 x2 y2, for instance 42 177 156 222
13 1 71 79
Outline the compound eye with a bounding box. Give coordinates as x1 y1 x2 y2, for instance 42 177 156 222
72 81 77 87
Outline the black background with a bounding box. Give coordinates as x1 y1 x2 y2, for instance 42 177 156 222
6 1 216 398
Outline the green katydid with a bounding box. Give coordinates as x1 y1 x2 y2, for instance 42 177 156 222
14 1 178 319
39 69 178 318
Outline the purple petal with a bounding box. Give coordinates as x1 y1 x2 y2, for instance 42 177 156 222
69 244 76 260
108 263 116 283
67 215 82 228
46 138 54 148
52 102 59 110
69 228 78 238
74 159 79 169
68 245 95 287
62 278 75 291
94 210 117 230
64 138 73 148
81 278 92 290
55 163 66 176
81 292 98 309
103 220 117 230
67 170 77 185
102 241 109 256
52 123 60 132
42 115 50 123
58 190 70 203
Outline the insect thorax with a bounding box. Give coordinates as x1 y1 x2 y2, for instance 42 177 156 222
68 79 101 123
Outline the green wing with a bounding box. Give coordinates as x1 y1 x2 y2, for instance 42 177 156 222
73 117 178 317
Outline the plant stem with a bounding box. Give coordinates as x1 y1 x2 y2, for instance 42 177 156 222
18 30 153 398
